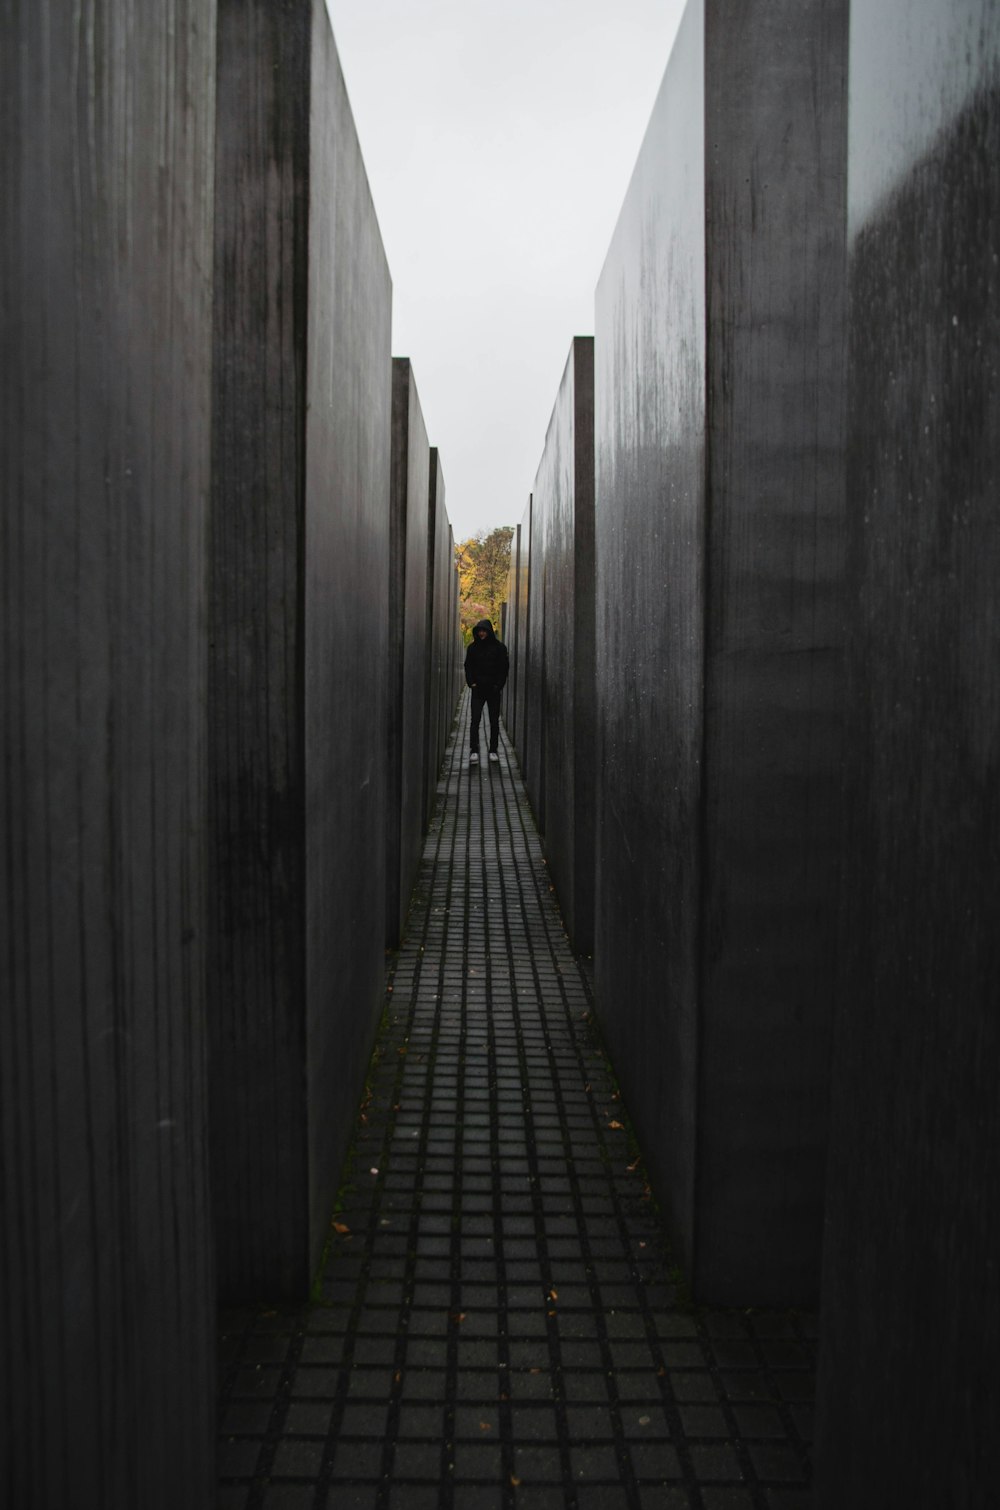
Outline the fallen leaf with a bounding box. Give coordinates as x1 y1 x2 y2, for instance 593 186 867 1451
332 1222 350 1235
627 1157 641 1173
548 1288 558 1302
479 1421 492 1432
607 1120 624 1131
510 1475 521 1488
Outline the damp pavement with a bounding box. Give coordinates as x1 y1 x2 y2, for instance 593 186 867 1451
217 692 817 1510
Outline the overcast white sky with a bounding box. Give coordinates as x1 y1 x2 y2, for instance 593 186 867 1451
324 0 687 543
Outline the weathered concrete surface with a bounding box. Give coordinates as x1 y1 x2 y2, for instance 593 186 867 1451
531 338 596 954
594 0 847 1303
387 359 431 945
305 4 394 1275
523 494 548 828
424 450 460 828
503 522 522 739
815 6 1000 1504
210 0 392 1301
1 4 216 1505
512 499 533 763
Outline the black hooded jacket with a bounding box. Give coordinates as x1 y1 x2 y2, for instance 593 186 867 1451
464 619 509 692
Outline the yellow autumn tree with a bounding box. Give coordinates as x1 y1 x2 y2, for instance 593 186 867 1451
455 526 513 643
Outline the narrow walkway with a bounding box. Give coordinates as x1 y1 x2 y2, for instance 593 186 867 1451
218 694 816 1510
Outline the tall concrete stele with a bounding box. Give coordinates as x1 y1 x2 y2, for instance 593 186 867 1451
3 3 218 1505
814 2 1000 1504
593 0 848 1307
209 0 393 1305
387 360 433 948
508 339 596 957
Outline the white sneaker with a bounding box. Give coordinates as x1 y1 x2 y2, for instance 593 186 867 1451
469 751 479 764
488 751 499 763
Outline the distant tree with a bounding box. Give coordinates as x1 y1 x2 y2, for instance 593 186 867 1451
455 526 513 642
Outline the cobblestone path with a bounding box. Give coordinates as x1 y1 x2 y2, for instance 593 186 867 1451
218 694 817 1510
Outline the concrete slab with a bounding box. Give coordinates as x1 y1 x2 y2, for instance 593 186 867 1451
512 497 533 769
1 4 216 1503
387 359 431 946
815 5 1000 1504
424 450 461 831
529 337 596 954
503 522 522 740
209 0 392 1301
594 0 848 1304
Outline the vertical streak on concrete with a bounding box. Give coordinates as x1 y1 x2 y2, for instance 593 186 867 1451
595 0 847 1303
1 2 216 1504
209 0 392 1300
815 5 1000 1504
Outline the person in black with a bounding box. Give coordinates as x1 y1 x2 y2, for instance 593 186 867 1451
464 618 509 765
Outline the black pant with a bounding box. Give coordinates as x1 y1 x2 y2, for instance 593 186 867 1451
470 685 502 753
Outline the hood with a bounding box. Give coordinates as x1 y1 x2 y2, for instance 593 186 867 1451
473 619 497 640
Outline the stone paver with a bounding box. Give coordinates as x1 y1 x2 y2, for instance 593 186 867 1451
217 693 816 1509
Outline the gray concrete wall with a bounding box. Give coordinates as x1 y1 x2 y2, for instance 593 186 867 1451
503 523 522 739
425 451 460 827
512 498 533 762
209 0 392 1301
532 338 596 954
815 6 1000 1504
387 359 431 945
594 0 847 1303
444 518 463 753
305 3 393 1268
523 496 548 827
1 4 216 1505
594 0 706 1279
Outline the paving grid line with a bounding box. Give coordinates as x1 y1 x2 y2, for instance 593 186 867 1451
217 690 817 1510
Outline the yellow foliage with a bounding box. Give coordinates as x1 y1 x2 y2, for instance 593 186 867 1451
454 526 513 642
